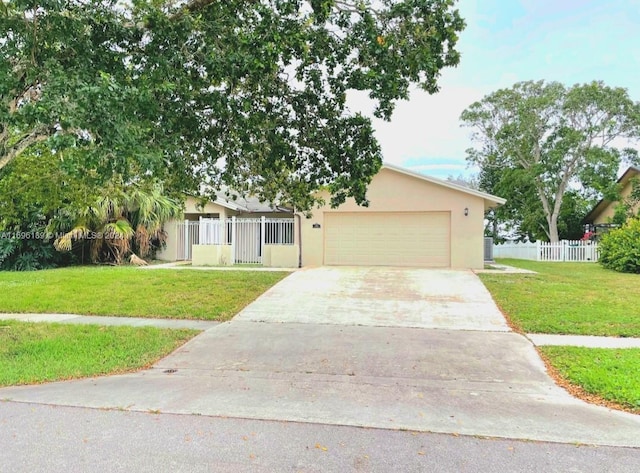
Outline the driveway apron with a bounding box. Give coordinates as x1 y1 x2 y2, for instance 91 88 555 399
2 267 640 447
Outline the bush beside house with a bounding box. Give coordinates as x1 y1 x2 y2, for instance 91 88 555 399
598 218 640 273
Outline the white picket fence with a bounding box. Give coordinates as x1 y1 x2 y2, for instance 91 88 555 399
493 240 599 262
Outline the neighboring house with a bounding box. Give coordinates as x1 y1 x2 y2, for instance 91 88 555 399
584 166 640 227
158 163 506 269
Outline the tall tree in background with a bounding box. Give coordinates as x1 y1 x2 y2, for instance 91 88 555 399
461 80 640 242
1 0 465 209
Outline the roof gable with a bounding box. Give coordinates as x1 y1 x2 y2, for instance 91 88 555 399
189 163 507 213
187 189 291 213
584 166 640 223
382 163 506 208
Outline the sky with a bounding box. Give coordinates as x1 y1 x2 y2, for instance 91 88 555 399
352 0 640 179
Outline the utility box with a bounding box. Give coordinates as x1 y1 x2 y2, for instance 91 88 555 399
484 237 494 263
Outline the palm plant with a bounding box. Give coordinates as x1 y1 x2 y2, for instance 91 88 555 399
54 182 182 264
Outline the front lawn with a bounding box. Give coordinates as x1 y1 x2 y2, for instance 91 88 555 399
0 320 197 386
479 259 640 337
0 267 287 321
540 346 640 413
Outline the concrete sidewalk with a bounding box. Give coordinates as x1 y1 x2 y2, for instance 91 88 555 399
0 313 218 331
4 311 637 348
474 264 537 274
140 262 296 272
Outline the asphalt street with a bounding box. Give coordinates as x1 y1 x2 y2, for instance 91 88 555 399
1 402 639 473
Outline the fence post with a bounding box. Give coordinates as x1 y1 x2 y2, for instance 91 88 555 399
536 240 541 261
561 240 566 262
230 216 236 265
260 216 266 264
184 219 190 260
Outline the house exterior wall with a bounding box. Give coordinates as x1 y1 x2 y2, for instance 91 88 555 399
156 219 178 261
184 197 230 220
593 178 640 224
192 244 233 266
263 244 300 268
299 167 487 269
191 244 298 267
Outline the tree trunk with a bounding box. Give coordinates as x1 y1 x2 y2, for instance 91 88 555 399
548 213 560 243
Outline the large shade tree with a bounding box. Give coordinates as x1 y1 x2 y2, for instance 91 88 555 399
1 0 465 209
477 158 591 242
461 80 640 242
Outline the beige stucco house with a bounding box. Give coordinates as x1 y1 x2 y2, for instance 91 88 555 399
300 164 505 269
584 166 640 225
158 163 506 269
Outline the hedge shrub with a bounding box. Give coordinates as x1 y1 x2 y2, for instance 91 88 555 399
599 218 640 273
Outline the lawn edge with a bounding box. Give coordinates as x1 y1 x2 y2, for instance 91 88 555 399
478 279 524 334
0 310 229 322
536 348 639 416
480 275 640 416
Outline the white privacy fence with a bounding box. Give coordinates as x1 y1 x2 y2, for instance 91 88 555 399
177 217 294 264
493 240 599 262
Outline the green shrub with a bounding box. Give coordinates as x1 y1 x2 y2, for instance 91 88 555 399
0 211 73 271
599 218 640 273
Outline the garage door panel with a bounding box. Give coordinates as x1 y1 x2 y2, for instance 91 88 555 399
324 212 450 267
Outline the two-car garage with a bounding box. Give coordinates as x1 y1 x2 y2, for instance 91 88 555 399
300 163 506 270
323 212 451 267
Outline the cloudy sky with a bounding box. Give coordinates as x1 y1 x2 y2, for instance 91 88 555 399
353 0 640 179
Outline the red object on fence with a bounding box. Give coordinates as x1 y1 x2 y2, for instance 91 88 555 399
581 231 595 241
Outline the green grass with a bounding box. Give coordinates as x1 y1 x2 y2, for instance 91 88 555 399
478 259 640 336
0 267 287 321
540 346 640 413
0 320 197 387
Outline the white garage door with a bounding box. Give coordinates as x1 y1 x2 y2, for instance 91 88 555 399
324 212 451 267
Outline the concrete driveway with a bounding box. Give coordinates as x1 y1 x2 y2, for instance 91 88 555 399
236 267 509 331
2 267 640 448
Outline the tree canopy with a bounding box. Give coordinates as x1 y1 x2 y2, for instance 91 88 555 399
461 80 640 242
1 0 465 209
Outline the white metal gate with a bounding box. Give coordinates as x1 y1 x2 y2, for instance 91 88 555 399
176 221 200 260
231 218 262 264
